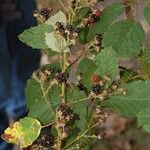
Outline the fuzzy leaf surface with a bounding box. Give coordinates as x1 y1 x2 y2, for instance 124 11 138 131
95 47 119 81
102 81 150 117
103 20 145 58
25 78 61 125
19 24 53 49
137 106 150 133
77 58 97 88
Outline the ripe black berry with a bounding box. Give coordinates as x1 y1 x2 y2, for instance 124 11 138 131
55 72 67 83
92 84 102 94
40 8 51 20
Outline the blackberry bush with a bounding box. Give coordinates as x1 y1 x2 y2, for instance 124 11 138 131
2 0 150 150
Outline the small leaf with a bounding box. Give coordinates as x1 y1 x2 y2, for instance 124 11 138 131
87 3 125 41
144 7 150 24
19 24 53 49
46 11 67 26
1 117 41 148
102 81 150 117
76 7 90 20
43 49 58 57
78 26 89 44
103 20 145 58
45 32 69 53
77 58 97 88
137 106 150 133
95 47 119 81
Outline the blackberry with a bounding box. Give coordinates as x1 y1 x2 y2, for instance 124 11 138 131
40 8 51 20
38 133 54 148
55 72 67 83
92 84 102 94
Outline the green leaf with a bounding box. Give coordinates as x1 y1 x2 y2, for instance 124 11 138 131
137 106 150 133
95 47 119 81
45 32 69 53
25 78 61 125
102 81 150 117
77 58 97 88
144 7 150 24
78 26 89 44
76 7 90 21
43 49 58 57
2 117 41 148
87 3 125 42
46 11 67 26
19 24 53 49
103 20 145 58
143 44 150 64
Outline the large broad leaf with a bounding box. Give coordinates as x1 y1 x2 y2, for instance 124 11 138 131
1 117 41 148
137 106 150 133
77 58 97 89
25 78 61 125
19 24 53 49
102 81 150 117
87 3 125 42
103 20 145 58
144 7 150 24
95 47 119 81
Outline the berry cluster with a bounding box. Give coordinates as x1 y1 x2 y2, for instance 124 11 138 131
55 71 68 83
86 10 102 25
55 22 80 45
36 133 55 148
57 103 77 122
